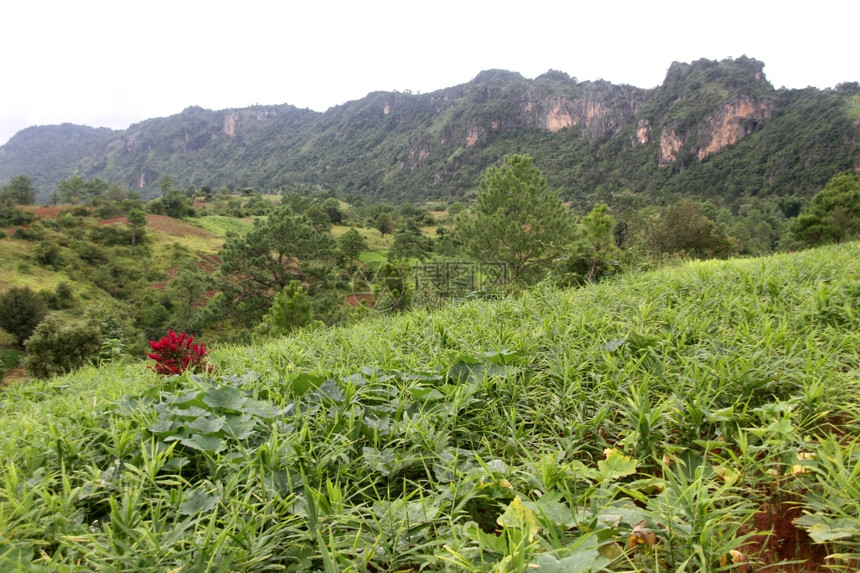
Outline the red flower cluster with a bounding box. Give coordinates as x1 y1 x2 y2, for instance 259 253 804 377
147 330 208 375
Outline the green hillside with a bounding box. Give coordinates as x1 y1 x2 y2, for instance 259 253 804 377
0 242 857 571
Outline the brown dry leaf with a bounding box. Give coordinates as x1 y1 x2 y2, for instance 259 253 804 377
720 549 752 572
626 519 658 550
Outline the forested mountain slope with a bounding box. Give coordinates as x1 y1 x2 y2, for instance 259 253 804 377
2 56 858 207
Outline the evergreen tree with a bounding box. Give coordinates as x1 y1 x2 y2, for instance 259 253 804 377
127 208 147 255
557 203 620 285
2 175 37 205
648 200 733 259
789 171 860 246
217 205 337 326
455 155 574 283
254 281 313 338
338 228 367 274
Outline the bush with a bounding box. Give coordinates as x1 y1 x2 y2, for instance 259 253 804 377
32 242 65 270
23 315 102 378
0 286 48 346
43 282 76 310
89 224 133 246
12 223 44 241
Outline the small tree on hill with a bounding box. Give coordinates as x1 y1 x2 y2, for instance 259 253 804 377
217 205 337 326
1 175 37 205
23 315 102 378
0 287 48 347
127 208 147 255
557 203 620 285
338 228 367 274
254 281 314 338
375 212 394 237
455 154 574 284
648 200 733 259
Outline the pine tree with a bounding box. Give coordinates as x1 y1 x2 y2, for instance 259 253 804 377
455 155 574 283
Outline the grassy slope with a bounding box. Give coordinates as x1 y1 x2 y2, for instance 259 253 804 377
0 243 857 571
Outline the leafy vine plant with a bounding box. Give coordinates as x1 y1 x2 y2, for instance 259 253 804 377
146 329 209 375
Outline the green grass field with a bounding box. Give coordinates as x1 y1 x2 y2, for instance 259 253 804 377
0 242 857 571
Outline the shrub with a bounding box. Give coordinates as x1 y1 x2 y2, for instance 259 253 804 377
89 224 133 246
0 286 48 346
147 330 209 375
23 315 102 378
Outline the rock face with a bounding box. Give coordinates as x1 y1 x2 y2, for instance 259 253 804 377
660 127 684 165
696 97 772 159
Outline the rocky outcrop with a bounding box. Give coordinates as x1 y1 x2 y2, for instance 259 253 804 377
660 127 684 165
223 113 238 137
695 97 772 159
522 83 645 139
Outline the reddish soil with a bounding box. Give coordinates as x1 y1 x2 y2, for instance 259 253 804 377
27 206 66 219
743 502 835 572
345 293 375 307
99 215 216 239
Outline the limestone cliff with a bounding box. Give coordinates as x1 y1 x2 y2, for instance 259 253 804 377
695 97 772 159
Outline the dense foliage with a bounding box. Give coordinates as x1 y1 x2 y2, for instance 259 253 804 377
216 205 338 327
0 243 857 570
0 286 47 347
789 170 860 245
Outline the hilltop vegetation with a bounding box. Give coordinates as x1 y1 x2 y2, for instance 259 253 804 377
0 242 857 570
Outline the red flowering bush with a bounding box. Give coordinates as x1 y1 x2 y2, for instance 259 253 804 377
147 329 209 375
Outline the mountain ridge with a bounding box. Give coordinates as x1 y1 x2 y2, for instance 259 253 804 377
2 56 858 206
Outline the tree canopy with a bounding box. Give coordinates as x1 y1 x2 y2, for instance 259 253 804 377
217 205 337 325
0 286 48 347
455 155 574 283
789 171 860 246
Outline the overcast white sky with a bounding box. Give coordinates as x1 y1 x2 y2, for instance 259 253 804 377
1 0 858 145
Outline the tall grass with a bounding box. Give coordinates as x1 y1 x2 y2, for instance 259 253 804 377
0 242 857 571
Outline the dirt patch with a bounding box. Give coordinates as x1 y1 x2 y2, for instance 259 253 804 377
1 366 29 386
99 215 216 239
743 502 834 572
345 293 375 307
26 206 66 219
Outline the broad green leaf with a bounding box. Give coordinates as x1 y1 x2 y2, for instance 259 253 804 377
317 380 345 402
169 406 208 418
463 521 509 554
408 386 446 402
223 415 257 440
794 514 858 542
601 337 626 352
241 398 279 420
291 373 325 396
203 386 246 410
565 459 601 481
180 488 220 515
532 546 610 572
524 494 576 529
179 434 226 453
765 417 793 436
0 544 34 566
483 349 520 365
597 449 638 481
148 417 176 434
187 415 225 434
